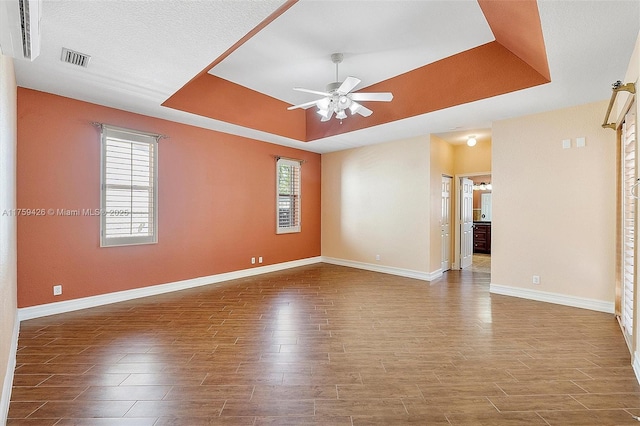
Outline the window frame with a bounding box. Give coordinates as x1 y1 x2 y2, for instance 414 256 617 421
276 158 302 234
100 125 159 247
618 102 636 344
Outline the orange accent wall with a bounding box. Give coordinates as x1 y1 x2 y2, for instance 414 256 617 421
16 88 321 308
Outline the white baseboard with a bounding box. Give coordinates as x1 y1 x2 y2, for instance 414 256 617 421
427 268 443 280
489 283 615 314
1 312 18 425
18 256 322 321
321 256 436 281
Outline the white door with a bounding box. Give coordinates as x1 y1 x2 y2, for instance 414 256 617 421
460 177 474 269
480 193 492 221
441 176 452 272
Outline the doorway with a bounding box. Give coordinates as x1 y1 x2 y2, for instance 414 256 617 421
453 172 492 271
460 177 474 269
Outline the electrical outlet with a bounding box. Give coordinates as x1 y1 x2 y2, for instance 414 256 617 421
375 254 381 261
258 257 263 264
53 284 62 296
532 275 540 285
251 257 256 265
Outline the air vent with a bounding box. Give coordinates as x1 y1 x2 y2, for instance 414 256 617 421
0 0 41 60
61 48 91 67
18 0 33 58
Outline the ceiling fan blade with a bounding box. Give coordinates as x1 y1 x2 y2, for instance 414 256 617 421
337 76 361 95
352 102 373 117
287 100 322 110
293 87 331 97
350 92 394 102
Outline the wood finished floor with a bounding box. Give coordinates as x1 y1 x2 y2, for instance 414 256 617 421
8 263 640 425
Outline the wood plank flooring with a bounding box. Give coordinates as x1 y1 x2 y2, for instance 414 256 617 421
8 263 640 425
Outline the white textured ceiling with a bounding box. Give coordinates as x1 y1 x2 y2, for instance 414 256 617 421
7 0 640 154
208 1 495 106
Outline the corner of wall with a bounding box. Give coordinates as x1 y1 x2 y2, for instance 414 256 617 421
0 314 18 424
0 52 18 426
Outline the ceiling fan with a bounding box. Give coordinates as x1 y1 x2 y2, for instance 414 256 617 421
287 53 393 122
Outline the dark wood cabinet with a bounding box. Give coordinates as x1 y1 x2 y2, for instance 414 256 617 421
473 222 491 254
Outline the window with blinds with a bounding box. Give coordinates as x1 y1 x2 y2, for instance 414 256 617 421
100 126 158 247
621 106 636 340
276 158 301 234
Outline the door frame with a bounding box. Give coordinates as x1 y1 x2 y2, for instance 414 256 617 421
453 171 492 270
441 175 453 272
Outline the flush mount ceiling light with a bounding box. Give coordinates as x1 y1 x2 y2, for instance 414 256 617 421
287 53 393 122
467 135 477 147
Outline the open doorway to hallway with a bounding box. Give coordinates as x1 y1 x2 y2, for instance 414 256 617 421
452 172 492 275
469 174 492 275
433 128 492 277
470 253 491 274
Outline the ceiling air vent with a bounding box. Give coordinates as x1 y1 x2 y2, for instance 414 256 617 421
61 47 91 67
0 0 42 61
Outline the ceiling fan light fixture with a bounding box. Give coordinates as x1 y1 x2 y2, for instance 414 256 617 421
317 109 330 118
317 98 331 110
288 53 393 122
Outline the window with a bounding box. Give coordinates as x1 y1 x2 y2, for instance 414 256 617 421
276 158 301 234
100 125 158 247
619 103 636 343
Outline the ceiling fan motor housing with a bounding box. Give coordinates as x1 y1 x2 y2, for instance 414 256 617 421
326 82 342 93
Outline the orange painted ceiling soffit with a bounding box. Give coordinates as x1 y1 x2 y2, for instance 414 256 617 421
163 0 551 143
478 0 550 81
304 41 549 141
164 74 307 140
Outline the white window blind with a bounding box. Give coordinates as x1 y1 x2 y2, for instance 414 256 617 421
276 158 301 234
100 125 158 247
622 107 636 339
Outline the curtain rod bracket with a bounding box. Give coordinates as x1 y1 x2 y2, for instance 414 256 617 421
274 155 306 164
602 80 636 130
89 121 168 141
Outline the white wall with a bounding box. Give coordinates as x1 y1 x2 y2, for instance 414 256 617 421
322 136 432 276
491 100 616 310
0 53 18 423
